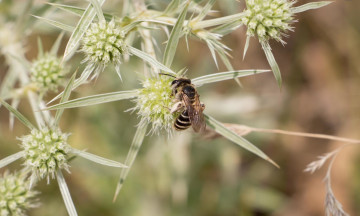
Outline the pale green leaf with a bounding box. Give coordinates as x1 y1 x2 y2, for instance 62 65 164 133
47 64 95 105
128 47 176 75
204 114 279 168
192 69 270 87
9 98 20 130
89 0 105 22
243 35 251 60
6 52 31 69
193 13 245 29
37 37 43 58
54 72 76 126
0 99 35 130
50 32 65 56
56 170 78 216
163 2 189 68
71 148 128 168
63 0 106 61
32 15 74 32
113 120 148 201
260 40 282 89
48 3 113 20
163 0 181 15
194 0 216 21
121 20 144 33
0 151 25 169
0 68 18 98
291 1 332 14
46 90 138 110
211 21 242 35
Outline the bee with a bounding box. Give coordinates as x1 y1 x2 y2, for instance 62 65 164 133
160 73 206 133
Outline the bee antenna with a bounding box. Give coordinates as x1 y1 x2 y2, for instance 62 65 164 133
159 72 176 78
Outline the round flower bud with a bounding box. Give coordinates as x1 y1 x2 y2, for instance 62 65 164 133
82 19 127 65
242 0 295 41
133 77 178 134
20 128 71 181
0 171 38 216
30 54 63 92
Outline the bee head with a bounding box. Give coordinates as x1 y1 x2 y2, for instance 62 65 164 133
183 85 195 98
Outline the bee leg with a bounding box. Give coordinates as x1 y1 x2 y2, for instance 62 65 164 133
200 103 205 111
170 101 184 113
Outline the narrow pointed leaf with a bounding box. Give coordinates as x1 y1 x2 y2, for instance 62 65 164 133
6 52 31 69
243 35 251 60
48 64 95 105
0 68 18 98
163 0 181 15
46 90 138 110
0 99 35 130
206 41 219 69
211 21 242 35
50 32 65 56
48 3 113 20
37 37 43 58
0 151 25 169
71 148 128 168
163 2 189 68
192 70 270 87
54 72 77 126
121 20 144 34
89 0 105 22
63 0 106 61
32 15 74 32
291 1 332 14
194 13 245 29
9 99 20 130
128 47 176 75
204 114 279 168
113 120 148 201
260 40 282 89
195 0 216 21
56 170 78 216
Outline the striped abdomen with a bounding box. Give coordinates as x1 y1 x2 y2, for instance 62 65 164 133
174 110 191 131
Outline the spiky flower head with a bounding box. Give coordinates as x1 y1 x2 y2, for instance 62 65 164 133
134 77 178 134
30 54 63 93
20 127 71 182
0 171 38 216
241 0 295 42
82 19 127 65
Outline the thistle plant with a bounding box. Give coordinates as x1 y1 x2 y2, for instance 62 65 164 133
0 74 128 215
0 170 39 216
0 0 356 215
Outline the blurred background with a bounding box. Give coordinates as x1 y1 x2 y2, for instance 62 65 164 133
0 0 360 215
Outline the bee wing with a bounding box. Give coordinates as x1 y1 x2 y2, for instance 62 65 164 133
181 93 206 133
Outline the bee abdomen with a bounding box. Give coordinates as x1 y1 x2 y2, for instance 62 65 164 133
174 111 191 131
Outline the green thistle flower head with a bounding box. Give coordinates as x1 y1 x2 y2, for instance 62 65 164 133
241 0 295 42
0 171 38 216
20 127 71 181
30 54 63 93
134 77 178 134
82 19 128 65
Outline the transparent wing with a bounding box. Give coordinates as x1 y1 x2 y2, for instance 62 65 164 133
181 93 206 132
